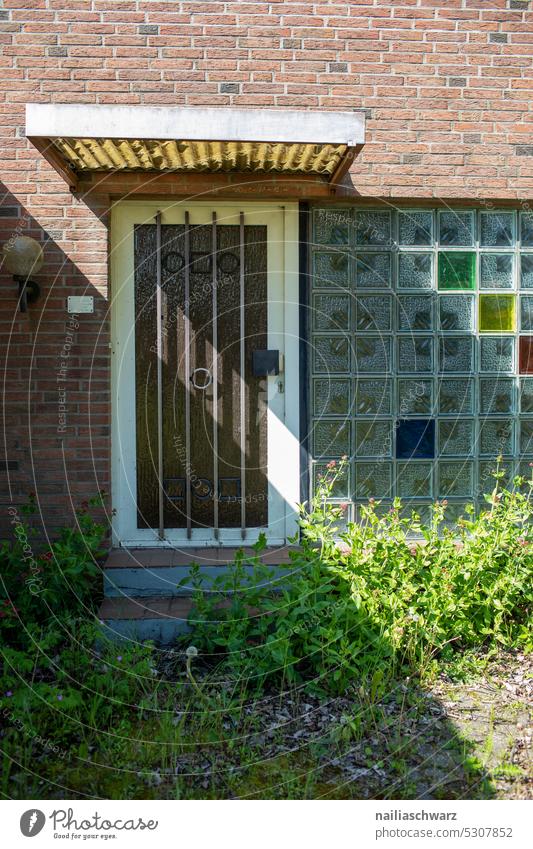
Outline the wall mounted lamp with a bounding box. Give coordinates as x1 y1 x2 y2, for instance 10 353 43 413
2 235 44 312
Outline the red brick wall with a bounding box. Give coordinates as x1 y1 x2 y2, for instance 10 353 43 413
1 0 533 534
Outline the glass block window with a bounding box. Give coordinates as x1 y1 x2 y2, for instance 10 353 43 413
309 208 533 522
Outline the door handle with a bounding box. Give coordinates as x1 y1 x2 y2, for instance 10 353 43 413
190 367 213 390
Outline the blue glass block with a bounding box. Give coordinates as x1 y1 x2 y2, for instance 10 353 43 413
312 294 350 330
396 418 435 459
313 209 351 245
479 336 514 373
398 379 433 415
355 295 392 330
355 252 391 288
520 254 533 289
521 295 533 331
520 378 533 413
355 336 391 373
438 378 474 414
312 420 351 458
479 378 514 414
356 421 392 458
398 336 433 373
438 420 474 456
398 295 433 330
355 378 392 415
397 461 433 498
439 336 474 372
480 254 514 290
398 252 433 290
520 212 533 247
480 419 514 456
438 210 475 246
313 378 351 416
356 210 392 245
398 211 433 246
480 212 514 247
313 251 350 288
520 419 533 455
313 335 351 373
355 462 393 498
438 295 474 331
438 461 473 497
313 461 350 497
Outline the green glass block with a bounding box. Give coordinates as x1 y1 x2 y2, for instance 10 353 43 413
355 336 391 373
439 337 474 372
438 420 474 456
479 460 513 495
355 295 392 331
313 335 350 373
313 208 351 245
439 210 474 246
355 421 392 458
438 295 474 331
313 420 351 458
313 378 351 416
313 251 350 288
520 419 533 455
520 254 533 289
520 295 533 331
398 461 432 498
479 378 514 414
517 460 533 481
520 378 533 413
398 210 433 246
479 336 514 373
356 210 391 246
480 254 513 290
398 252 433 290
479 294 515 332
520 212 533 247
355 462 392 499
355 252 391 288
480 419 514 456
438 252 476 290
398 295 433 330
355 378 392 415
480 212 514 247
398 379 433 415
312 294 350 330
398 336 433 373
438 461 473 497
313 461 350 497
438 378 474 414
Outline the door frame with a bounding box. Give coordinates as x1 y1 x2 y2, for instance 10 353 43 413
110 199 300 547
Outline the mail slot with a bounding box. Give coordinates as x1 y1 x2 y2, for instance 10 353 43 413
252 349 281 376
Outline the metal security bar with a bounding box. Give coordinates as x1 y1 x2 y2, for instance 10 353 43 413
184 210 192 538
240 211 246 538
212 211 219 539
155 210 165 539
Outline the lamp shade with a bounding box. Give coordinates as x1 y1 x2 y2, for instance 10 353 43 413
2 235 44 277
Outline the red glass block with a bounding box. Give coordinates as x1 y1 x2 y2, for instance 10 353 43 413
519 336 533 374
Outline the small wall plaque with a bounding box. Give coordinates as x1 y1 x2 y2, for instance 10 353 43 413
67 295 94 314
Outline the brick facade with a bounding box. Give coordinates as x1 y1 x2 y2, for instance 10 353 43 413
1 0 533 534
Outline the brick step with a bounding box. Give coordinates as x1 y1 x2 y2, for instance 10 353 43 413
98 596 194 644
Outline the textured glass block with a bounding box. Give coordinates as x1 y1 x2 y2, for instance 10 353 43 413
520 295 533 331
313 251 350 288
517 460 533 481
355 295 392 331
480 212 514 247
398 461 432 498
438 252 476 290
520 378 533 413
438 420 474 457
480 254 513 290
520 419 533 455
438 379 474 414
355 462 393 499
313 209 350 245
396 419 435 459
440 502 471 529
355 421 392 458
355 378 392 415
313 420 351 458
479 294 515 332
480 336 514 373
355 252 391 288
312 294 350 330
479 379 514 414
438 295 474 331
438 210 475 246
399 502 432 529
438 461 473 497
398 210 433 246
520 254 533 289
313 335 350 373
480 419 514 456
398 295 433 331
398 379 433 415
355 210 391 246
313 461 350 497
520 212 533 247
398 252 433 290
519 336 533 374
313 379 351 416
398 336 433 373
355 336 391 373
439 336 474 373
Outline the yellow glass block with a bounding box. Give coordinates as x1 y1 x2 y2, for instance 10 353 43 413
479 294 515 333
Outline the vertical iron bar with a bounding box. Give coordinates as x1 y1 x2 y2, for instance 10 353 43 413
212 211 219 539
155 211 165 539
240 211 246 539
184 211 192 538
